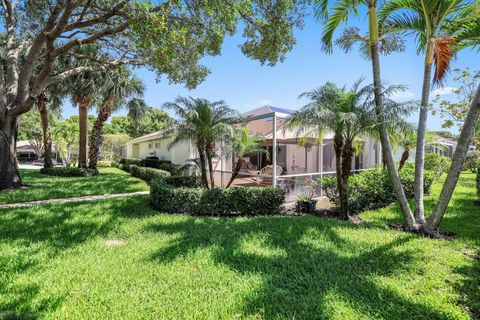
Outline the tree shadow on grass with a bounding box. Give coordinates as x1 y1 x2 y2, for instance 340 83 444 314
0 197 150 319
144 216 470 319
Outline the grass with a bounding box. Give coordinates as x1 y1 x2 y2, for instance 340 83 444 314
0 174 478 319
0 168 149 204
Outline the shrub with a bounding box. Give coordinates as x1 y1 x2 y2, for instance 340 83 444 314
463 150 480 173
140 158 182 175
97 160 113 167
322 168 436 214
119 158 142 172
424 153 451 176
150 180 286 216
163 175 203 188
40 167 99 177
129 165 170 183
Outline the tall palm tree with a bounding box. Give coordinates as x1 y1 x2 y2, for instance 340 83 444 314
88 70 147 169
379 0 480 225
287 81 376 219
319 0 418 229
225 127 268 188
163 97 237 188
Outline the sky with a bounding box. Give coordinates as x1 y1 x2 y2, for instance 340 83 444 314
61 14 479 134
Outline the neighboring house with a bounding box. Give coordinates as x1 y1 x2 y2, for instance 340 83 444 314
124 106 382 200
17 140 39 160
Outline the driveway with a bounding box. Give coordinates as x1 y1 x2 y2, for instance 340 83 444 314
19 164 42 170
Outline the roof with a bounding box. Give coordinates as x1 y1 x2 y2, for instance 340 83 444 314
242 105 294 118
127 129 172 144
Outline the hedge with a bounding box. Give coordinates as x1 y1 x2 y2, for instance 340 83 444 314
40 167 99 177
464 150 480 173
118 158 142 172
322 168 436 214
96 160 117 167
150 180 286 216
477 161 480 201
140 158 182 175
163 175 203 188
129 165 170 183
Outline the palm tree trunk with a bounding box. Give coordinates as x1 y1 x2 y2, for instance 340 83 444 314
78 97 89 168
226 157 243 188
88 105 111 169
334 135 347 218
206 144 215 188
0 115 22 190
425 84 480 232
37 93 54 168
414 39 435 224
398 149 410 170
340 143 355 219
197 143 209 188
368 5 418 230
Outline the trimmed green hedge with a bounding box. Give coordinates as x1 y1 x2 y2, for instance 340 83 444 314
150 180 286 216
97 161 116 167
322 168 436 214
40 167 99 177
140 159 182 175
163 175 203 188
129 165 170 183
119 158 142 172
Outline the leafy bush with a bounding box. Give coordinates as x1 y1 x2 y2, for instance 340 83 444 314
463 150 480 173
150 180 286 216
129 165 170 183
97 161 113 167
163 175 203 188
322 168 436 214
140 158 182 175
424 153 451 176
40 167 99 177
119 158 142 172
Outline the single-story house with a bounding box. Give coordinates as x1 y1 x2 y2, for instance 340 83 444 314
124 106 382 200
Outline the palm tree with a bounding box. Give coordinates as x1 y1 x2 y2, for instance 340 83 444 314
287 81 376 219
319 0 418 229
379 0 480 225
52 118 78 167
163 97 237 188
88 70 147 169
225 127 268 188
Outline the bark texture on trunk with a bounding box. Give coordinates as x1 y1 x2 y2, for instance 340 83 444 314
88 105 111 169
334 134 348 218
206 144 215 188
425 85 480 232
340 143 355 220
226 157 243 188
196 143 209 188
0 116 22 190
78 97 89 168
370 37 417 229
414 42 434 224
37 93 54 168
398 149 410 171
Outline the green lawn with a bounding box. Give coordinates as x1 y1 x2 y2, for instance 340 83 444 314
0 168 149 204
0 174 478 319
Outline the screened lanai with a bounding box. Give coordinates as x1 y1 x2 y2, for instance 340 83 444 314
213 106 381 201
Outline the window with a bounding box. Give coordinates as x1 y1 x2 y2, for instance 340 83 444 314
148 143 153 149
155 142 161 148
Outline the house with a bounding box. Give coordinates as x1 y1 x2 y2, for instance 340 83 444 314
16 140 39 160
124 106 382 200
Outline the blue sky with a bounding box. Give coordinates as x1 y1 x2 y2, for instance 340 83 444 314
62 15 479 133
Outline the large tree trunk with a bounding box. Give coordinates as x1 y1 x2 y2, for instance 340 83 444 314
88 105 112 169
425 85 480 232
0 116 22 190
196 143 209 188
205 144 215 188
78 97 89 168
37 93 54 168
414 39 434 225
368 6 418 230
398 149 410 171
339 143 355 220
226 157 243 188
334 134 347 218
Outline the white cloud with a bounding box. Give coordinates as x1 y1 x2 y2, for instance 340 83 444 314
431 86 458 96
391 91 415 101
